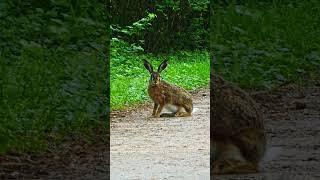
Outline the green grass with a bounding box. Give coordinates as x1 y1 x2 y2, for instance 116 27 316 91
110 51 210 110
210 1 320 89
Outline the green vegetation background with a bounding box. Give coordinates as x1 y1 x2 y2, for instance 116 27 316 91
111 0 210 110
0 0 108 153
211 0 320 89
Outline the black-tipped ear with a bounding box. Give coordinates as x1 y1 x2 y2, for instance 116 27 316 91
143 59 153 73
158 60 168 73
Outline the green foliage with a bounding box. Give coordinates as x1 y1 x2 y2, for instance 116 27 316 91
145 0 209 52
1 0 107 56
112 13 157 36
211 1 320 89
111 0 209 53
111 13 157 51
0 0 108 153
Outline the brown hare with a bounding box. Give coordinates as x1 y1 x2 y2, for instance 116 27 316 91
143 59 193 118
211 73 267 174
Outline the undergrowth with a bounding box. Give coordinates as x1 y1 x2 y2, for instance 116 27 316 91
0 1 108 154
211 1 320 89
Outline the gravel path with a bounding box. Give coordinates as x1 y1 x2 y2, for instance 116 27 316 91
110 89 210 180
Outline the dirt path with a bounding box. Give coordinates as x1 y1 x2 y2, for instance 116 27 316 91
213 85 320 180
110 89 210 180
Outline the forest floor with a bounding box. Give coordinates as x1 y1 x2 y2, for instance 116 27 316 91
1 84 319 180
0 128 110 179
110 89 210 180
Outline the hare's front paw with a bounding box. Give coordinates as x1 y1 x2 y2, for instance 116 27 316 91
212 159 258 174
149 114 160 118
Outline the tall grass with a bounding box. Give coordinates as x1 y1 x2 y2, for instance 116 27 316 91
211 1 320 89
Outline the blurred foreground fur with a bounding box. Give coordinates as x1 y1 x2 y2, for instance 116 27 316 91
211 73 267 174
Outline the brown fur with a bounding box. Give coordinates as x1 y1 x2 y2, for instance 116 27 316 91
211 73 266 174
144 60 193 118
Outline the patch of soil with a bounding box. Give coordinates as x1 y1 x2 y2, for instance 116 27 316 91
0 129 109 180
213 84 320 180
110 89 210 179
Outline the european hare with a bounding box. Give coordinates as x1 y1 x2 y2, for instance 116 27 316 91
211 73 266 174
143 59 193 118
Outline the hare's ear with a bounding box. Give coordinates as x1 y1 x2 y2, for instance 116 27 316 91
143 59 153 74
158 59 168 73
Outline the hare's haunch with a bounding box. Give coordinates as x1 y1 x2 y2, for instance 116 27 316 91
143 59 193 118
211 74 266 174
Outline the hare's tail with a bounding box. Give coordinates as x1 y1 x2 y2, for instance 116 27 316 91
192 106 199 113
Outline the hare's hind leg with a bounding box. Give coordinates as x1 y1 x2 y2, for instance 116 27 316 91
212 159 258 174
212 140 258 174
175 106 192 117
174 106 183 116
184 105 192 116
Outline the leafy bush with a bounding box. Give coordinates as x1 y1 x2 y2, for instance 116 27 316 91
111 0 209 53
111 13 156 50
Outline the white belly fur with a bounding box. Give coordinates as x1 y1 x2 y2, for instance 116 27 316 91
164 104 198 113
164 104 179 113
